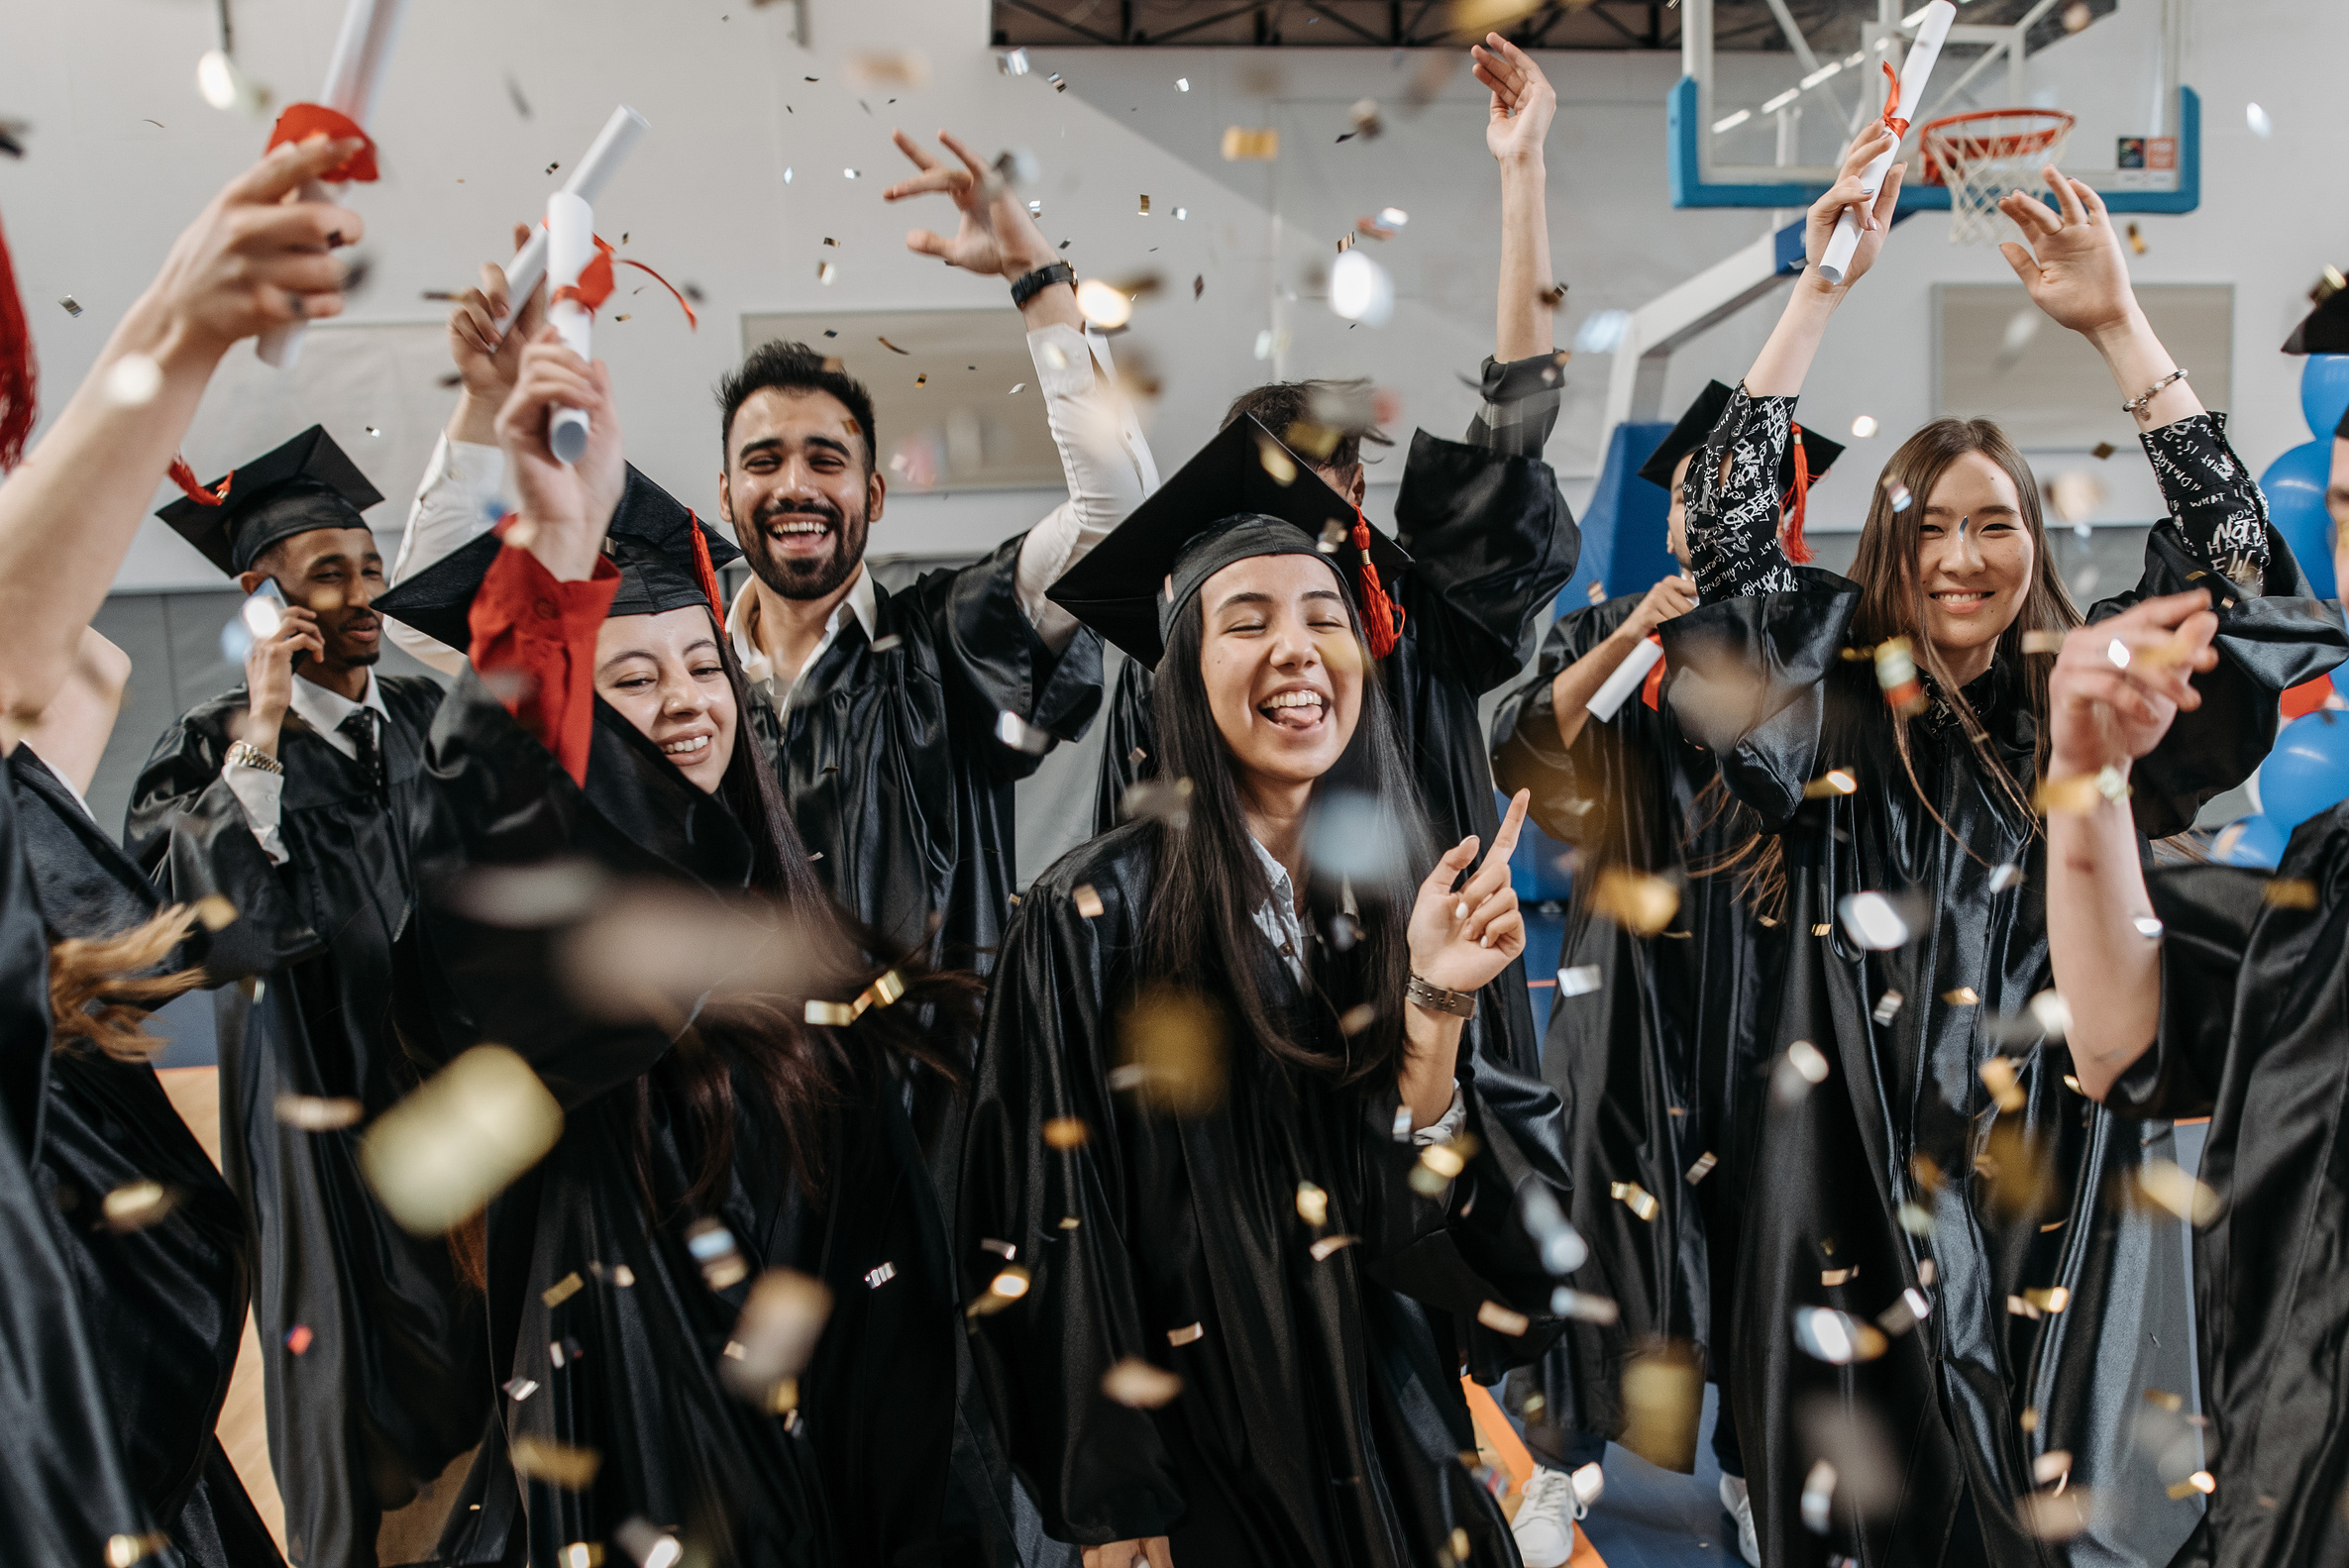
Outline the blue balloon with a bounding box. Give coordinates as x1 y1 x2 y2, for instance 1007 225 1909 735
2258 439 2338 599
2304 354 2349 442
2261 709 2349 832
2212 814 2288 870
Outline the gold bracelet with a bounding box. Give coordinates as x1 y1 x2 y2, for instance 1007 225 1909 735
225 740 284 777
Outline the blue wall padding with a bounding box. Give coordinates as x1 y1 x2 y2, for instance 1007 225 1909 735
1558 420 1676 616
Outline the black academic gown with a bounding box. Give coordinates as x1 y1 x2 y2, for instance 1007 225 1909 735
0 753 161 1566
1660 399 2349 1566
1090 427 1579 1081
125 676 487 1568
396 675 972 1568
9 747 284 1568
961 822 1574 1567
2106 797 2349 1568
1489 597 1788 1453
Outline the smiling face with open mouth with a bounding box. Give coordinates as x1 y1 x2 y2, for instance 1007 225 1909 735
722 386 882 604
592 605 739 794
1197 553 1366 796
1914 450 2036 680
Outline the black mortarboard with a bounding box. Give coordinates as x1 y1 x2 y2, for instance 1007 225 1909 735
1634 379 1844 494
2284 283 2349 355
157 425 383 575
374 466 740 651
1046 414 1411 666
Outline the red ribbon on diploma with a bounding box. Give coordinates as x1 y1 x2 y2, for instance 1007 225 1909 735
550 235 698 331
1876 59 1911 140
264 104 379 182
1347 506 1402 659
1641 633 1669 712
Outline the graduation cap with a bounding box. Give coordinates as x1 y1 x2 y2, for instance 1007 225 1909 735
158 425 383 576
2283 278 2349 356
374 467 740 652
1635 379 1845 565
1046 413 1410 667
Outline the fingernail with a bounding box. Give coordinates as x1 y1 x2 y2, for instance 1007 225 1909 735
1454 901 1469 920
1480 935 1494 949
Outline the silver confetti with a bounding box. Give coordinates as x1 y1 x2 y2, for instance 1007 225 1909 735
1557 965 1603 997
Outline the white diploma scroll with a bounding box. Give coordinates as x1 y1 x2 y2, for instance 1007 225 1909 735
500 106 651 328
1815 0 1956 286
256 0 410 367
545 191 594 465
1587 635 1665 724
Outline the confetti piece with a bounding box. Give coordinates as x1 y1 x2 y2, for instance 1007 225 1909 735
1592 868 1679 935
1102 1357 1184 1407
1296 1181 1329 1225
2050 470 2107 524
2138 1159 2220 1224
1557 965 1604 997
2025 1286 2071 1312
687 1217 748 1290
2246 102 2273 139
548 1335 584 1367
1137 194 1150 216
996 710 1051 755
1221 127 1280 160
1550 1286 1620 1323
1837 891 1912 950
1310 1233 1361 1261
1989 862 2026 893
1773 1040 1831 1103
1041 1116 1089 1151
614 1519 683 1568
274 1093 363 1130
543 1272 585 1308
1349 98 1383 140
1980 1056 2026 1111
1801 1458 1837 1533
1620 1342 1703 1471
1048 72 1068 93
2032 1448 2074 1486
864 1261 896 1288
1943 987 1980 1006
103 1180 175 1232
1685 1152 1718 1185
1610 1180 1659 1221
1412 1139 1471 1196
1800 767 1861 802
1792 1307 1888 1364
58 295 82 317
2029 990 2072 1042
1875 636 1926 715
509 1437 601 1490
1877 1286 1933 1334
1476 1301 1530 1336
720 1270 832 1404
1165 1321 1204 1346
2060 0 2091 29
1072 885 1105 918
999 47 1030 74
1821 1266 1858 1286
1883 477 1912 512
1076 278 1133 330
804 1000 855 1026
1872 991 1905 1025
285 1323 313 1355
846 52 931 89
1520 1182 1588 1273
503 1375 539 1401
1851 414 1879 439
2265 878 2318 909
1117 987 1227 1115
105 353 161 407
2020 630 2065 654
106 1534 170 1567
1585 581 1607 605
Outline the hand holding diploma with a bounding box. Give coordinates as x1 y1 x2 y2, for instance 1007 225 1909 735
1816 0 1953 285
544 192 594 464
1802 126 1908 294
500 105 651 331
494 331 624 579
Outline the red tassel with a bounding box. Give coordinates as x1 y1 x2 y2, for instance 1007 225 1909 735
1350 511 1402 659
264 104 379 182
1781 424 1814 566
167 456 233 507
687 510 724 618
0 203 33 470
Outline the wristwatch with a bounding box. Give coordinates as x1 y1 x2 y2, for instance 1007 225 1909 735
226 740 284 777
1406 974 1476 1020
1010 261 1076 308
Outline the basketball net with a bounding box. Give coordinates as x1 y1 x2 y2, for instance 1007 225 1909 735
1921 109 2077 247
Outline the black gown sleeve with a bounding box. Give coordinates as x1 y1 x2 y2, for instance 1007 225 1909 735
1463 352 1570 460
1491 598 1649 844
911 533 1107 782
2099 863 2266 1122
2086 414 2349 836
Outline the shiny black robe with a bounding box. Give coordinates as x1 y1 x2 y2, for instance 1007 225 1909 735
2106 799 2349 1568
1490 597 1788 1450
10 747 283 1568
125 677 487 1568
1662 521 2347 1565
397 675 971 1568
961 823 1574 1566
0 753 160 1566
1089 429 1579 1081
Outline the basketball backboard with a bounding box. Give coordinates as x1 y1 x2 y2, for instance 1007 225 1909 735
1669 0 2197 217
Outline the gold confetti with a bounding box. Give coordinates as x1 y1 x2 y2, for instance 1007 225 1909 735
2023 1489 2093 1539
805 1000 856 1026
2021 630 2065 654
1591 868 1679 935
274 1094 364 1130
1450 1527 1473 1564
510 1436 602 1489
191 893 239 931
1586 581 1607 605
720 1269 833 1403
1477 1300 1531 1336
1042 1116 1089 1150
1979 1056 2025 1111
1221 126 1280 160
2265 879 2318 909
1337 1002 1377 1036
1684 1152 1717 1185
2138 1159 2220 1224
2127 222 2147 256
1549 1286 1619 1322
1773 1039 1831 1103
102 1180 175 1232
1072 885 1106 918
1620 1341 1703 1471
1872 991 1905 1025
1255 437 1297 486
2024 1286 2070 1312
1295 1181 1329 1225
1166 1321 1204 1346
1821 1266 1858 1286
851 969 907 1017
105 1534 170 1567
542 1272 584 1308
877 335 911 355
1058 1216 1081 1229
2020 1405 2040 1432
2033 1449 2074 1486
688 1218 748 1290
1102 1357 1183 1408
1412 1138 1471 1196
1943 987 1980 1006
1310 1233 1360 1261
816 261 836 284
968 1265 1031 1316
1610 1180 1659 1221
1791 1307 1888 1364
2007 1294 2043 1319
2144 1387 2185 1411
1877 1286 1934 1334
1810 923 1833 937
1803 768 1861 798
1116 987 1228 1116
1875 636 1926 715
2091 441 2117 461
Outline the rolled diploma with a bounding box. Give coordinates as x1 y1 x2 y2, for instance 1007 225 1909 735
1587 635 1664 724
500 106 651 328
256 0 410 367
1815 0 1956 286
545 192 594 465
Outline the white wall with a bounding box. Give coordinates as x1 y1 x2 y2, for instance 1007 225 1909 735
1 0 2340 589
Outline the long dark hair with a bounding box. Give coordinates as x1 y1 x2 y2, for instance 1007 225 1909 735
1848 418 2082 830
631 616 978 1216
1138 577 1432 1091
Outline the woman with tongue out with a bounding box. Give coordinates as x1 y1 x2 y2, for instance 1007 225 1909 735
956 416 1573 1568
1654 137 2348 1566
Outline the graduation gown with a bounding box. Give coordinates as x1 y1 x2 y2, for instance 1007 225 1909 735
125 676 487 1568
1489 597 1788 1449
396 667 974 1568
1661 394 2349 1567
1089 428 1579 1080
2103 799 2349 1568
10 747 284 1568
960 822 1574 1567
0 753 160 1567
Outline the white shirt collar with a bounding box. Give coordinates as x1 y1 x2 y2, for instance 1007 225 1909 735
727 566 879 698
288 668 388 759
1246 833 1307 983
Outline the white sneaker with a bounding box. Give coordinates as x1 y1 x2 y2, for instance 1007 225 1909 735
1514 1464 1595 1568
1721 1474 1762 1567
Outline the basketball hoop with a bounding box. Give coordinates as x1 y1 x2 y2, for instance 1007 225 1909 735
1921 109 2077 247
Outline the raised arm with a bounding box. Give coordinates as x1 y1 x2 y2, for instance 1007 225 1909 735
1474 36 1555 367
0 136 363 750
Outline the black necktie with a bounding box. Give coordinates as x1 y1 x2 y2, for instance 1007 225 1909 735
339 709 383 796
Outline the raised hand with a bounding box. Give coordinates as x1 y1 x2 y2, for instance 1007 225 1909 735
242 604 325 756
1470 34 1555 165
1409 788 1531 995
1804 126 1905 290
1626 573 1699 640
449 223 549 407
492 329 625 578
146 134 369 359
2047 589 2220 779
1997 167 2140 339
882 129 1058 279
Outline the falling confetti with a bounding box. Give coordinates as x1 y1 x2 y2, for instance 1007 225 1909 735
1792 1307 1888 1364
1883 477 1913 512
1337 1003 1377 1036
509 1437 601 1490
1620 1342 1703 1471
996 710 1051 755
1875 637 1926 715
2246 102 2273 139
1411 1139 1470 1197
1309 1234 1360 1261
1592 869 1679 935
1116 987 1227 1115
1221 127 1280 160
1851 414 1879 438
720 1269 833 1404
999 48 1030 74
1477 1301 1531 1336
1076 278 1133 330
1685 1152 1718 1184
614 1519 684 1568
1801 1459 1838 1533
103 1180 175 1233
1989 863 2026 892
1519 1182 1588 1272
285 1324 314 1355
1550 1287 1620 1323
543 1272 585 1308
1837 891 1913 950
1611 1180 1659 1221
1102 1358 1184 1407
1557 965 1604 997
105 353 162 407
2020 630 2065 654
1979 1056 2026 1112
274 1093 364 1130
58 295 82 317
1120 777 1194 829
1176 76 1190 91
1048 72 1068 92
2264 878 2318 909
687 1217 748 1290
1871 991 1905 1024
1773 1040 1831 1104
2138 1159 2220 1224
1042 1116 1089 1150
1877 1286 1933 1334
504 1375 539 1401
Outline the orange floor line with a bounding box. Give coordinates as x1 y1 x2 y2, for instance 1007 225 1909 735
1460 1378 1612 1567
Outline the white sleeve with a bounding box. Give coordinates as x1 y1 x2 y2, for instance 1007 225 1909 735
386 433 507 676
222 760 291 866
1014 324 1161 651
1411 1086 1469 1147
